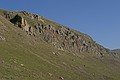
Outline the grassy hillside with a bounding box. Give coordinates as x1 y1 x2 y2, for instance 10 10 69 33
0 12 120 80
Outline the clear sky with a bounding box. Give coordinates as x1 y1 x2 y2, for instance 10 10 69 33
0 0 120 49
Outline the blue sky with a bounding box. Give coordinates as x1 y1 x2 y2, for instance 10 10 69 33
0 0 120 49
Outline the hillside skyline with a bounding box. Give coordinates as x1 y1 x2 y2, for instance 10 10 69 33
0 0 120 49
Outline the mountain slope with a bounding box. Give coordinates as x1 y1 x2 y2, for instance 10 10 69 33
111 49 120 58
0 9 120 80
0 9 108 56
112 49 120 53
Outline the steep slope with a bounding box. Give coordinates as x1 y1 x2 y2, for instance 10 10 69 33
0 9 120 80
0 9 108 56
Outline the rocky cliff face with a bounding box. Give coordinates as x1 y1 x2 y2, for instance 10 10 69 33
0 9 109 55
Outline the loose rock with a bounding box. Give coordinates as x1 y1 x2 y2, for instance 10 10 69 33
59 77 64 80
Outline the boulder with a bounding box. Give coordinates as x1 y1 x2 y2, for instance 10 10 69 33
0 36 5 41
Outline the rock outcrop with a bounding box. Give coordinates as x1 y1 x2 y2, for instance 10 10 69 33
0 9 109 55
20 11 45 23
32 23 108 55
10 14 30 32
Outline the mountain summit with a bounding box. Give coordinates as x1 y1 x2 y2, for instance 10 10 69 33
0 9 120 80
